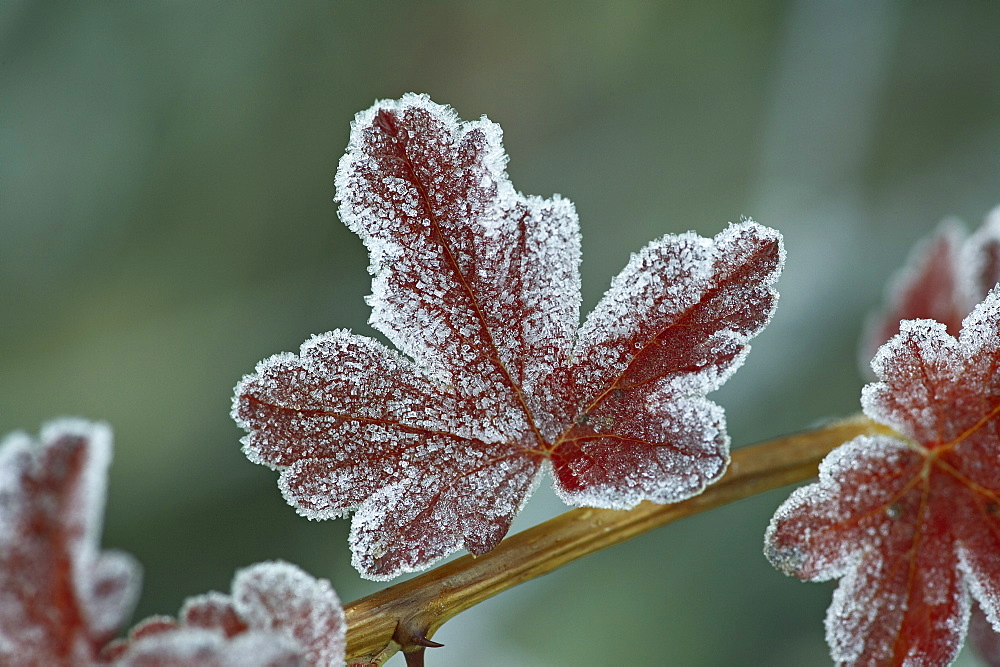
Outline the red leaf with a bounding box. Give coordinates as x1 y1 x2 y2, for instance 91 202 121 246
863 207 1000 361
115 561 345 666
181 594 247 638
0 419 141 665
115 630 303 667
234 93 784 579
766 291 1000 665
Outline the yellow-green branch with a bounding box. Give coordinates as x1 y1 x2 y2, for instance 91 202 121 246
343 415 888 664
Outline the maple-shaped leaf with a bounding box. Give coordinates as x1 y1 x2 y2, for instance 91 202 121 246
862 206 1000 362
108 561 345 666
0 419 141 665
854 205 1000 665
766 290 1000 666
233 93 784 580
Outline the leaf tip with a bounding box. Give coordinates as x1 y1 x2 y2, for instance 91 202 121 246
763 540 806 578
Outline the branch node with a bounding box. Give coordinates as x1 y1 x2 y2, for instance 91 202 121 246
394 618 444 652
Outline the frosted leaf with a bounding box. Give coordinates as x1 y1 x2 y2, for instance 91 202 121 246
181 593 247 637
556 221 783 507
862 319 965 444
573 221 783 400
347 448 542 579
863 219 966 361
235 94 785 579
115 561 344 666
863 206 1000 362
766 291 1000 665
0 419 141 665
863 291 1000 448
335 93 581 438
115 627 303 667
230 561 345 666
551 396 728 509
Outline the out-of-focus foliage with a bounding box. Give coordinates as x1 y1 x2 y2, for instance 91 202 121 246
2 1 998 664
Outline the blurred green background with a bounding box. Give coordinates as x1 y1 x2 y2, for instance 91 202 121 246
3 1 999 664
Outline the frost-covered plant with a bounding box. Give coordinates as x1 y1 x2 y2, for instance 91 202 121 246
862 207 1000 362
107 561 345 666
0 420 140 664
232 94 784 581
5 93 1000 667
0 419 345 666
767 208 1000 666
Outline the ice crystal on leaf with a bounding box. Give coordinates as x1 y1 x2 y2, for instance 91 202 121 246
766 289 1000 666
234 93 784 580
108 561 345 667
0 419 141 665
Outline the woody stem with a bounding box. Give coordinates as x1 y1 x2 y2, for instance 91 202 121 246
342 414 889 664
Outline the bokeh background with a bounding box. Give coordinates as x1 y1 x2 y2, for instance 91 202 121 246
3 1 1000 664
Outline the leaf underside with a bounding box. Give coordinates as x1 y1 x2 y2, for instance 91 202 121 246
234 93 784 579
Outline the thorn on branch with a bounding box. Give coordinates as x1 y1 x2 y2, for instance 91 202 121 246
411 636 445 648
401 635 444 666
393 618 444 666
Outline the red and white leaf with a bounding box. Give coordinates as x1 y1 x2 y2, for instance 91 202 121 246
863 206 1000 362
115 628 302 667
116 561 344 667
0 419 141 665
767 290 1000 665
336 94 581 421
863 220 966 359
234 93 784 579
181 593 247 638
555 222 782 507
229 561 344 666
